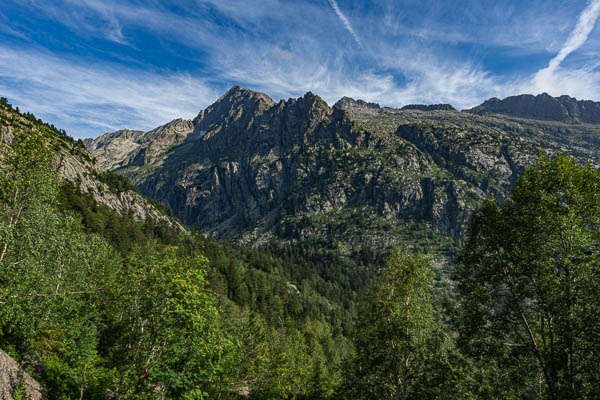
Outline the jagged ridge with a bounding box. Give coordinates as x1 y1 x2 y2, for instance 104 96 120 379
85 87 600 256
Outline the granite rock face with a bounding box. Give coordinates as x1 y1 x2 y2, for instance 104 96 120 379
0 350 45 400
84 118 194 171
86 87 600 253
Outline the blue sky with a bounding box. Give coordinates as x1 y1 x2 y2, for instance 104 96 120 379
1 0 600 138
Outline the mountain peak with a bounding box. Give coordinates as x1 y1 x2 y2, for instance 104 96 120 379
333 97 380 111
192 86 275 137
219 85 275 105
300 91 328 106
297 92 331 118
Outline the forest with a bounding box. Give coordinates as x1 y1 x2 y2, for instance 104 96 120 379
2 125 600 399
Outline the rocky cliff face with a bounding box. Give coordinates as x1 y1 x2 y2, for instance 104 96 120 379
466 93 600 124
333 97 381 112
86 87 600 254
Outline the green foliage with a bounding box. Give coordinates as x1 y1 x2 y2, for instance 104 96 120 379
11 385 24 400
0 131 63 342
346 248 467 399
221 306 352 399
58 181 181 254
0 128 363 399
100 246 230 399
92 170 138 193
0 130 121 398
0 98 92 163
0 131 227 399
456 154 600 399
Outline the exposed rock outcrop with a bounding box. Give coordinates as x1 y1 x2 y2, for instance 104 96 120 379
0 350 45 400
84 118 195 171
333 97 380 112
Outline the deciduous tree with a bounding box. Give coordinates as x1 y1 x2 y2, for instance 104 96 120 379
349 248 459 400
457 154 600 399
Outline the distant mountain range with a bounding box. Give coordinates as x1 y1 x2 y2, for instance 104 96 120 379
84 87 600 256
466 93 600 124
334 92 600 124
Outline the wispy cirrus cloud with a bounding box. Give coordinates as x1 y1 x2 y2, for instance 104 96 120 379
327 0 362 46
2 0 600 138
220 37 510 111
532 0 600 96
0 45 219 137
540 0 600 74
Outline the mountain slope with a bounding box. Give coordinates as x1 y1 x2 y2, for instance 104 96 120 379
0 97 180 227
84 118 194 171
86 88 600 256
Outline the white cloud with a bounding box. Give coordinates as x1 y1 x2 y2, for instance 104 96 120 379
192 0 284 22
220 37 514 111
0 46 220 138
2 0 513 112
371 50 517 109
528 66 600 100
532 0 600 96
4 0 600 139
327 0 362 47
544 0 600 73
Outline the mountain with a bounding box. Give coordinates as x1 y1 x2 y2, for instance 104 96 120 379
84 118 194 171
1 94 372 400
333 97 381 112
401 104 457 112
0 97 179 227
466 93 600 124
85 87 600 257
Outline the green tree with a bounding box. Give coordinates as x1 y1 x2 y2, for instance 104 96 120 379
105 246 232 399
1 131 58 345
348 248 458 400
456 154 600 399
0 131 56 266
0 130 121 398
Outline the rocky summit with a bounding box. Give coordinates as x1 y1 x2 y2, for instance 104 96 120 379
85 87 600 255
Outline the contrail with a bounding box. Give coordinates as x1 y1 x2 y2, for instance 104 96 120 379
327 0 362 47
539 0 600 75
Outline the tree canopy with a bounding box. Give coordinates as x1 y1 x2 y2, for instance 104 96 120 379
347 248 467 400
456 154 600 399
